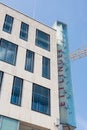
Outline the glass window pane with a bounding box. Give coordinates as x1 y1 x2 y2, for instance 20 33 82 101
37 30 49 41
0 116 19 130
11 77 23 106
3 24 11 33
35 29 50 51
25 50 34 73
36 39 49 50
6 50 15 64
20 22 29 41
32 84 50 115
42 57 50 79
0 39 18 65
3 14 14 33
6 44 17 65
0 47 6 61
33 84 41 94
6 15 13 23
20 32 27 40
21 22 28 31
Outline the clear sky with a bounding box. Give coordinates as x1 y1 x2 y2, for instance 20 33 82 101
0 0 87 130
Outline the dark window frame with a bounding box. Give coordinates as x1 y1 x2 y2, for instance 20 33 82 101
25 50 34 73
0 38 18 65
32 83 50 115
0 71 3 92
10 76 23 106
42 56 50 79
20 22 29 41
35 29 50 51
3 14 14 34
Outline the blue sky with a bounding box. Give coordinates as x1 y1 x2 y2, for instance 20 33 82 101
0 0 87 130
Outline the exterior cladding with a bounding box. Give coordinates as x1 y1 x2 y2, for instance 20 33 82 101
0 3 59 130
0 3 76 130
53 21 76 129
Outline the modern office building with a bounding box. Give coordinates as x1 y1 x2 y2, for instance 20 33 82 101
0 3 76 130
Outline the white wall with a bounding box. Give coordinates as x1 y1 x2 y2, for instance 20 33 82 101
0 3 59 130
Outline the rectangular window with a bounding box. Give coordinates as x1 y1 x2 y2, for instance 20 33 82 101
0 39 18 65
0 71 3 92
42 57 50 79
0 116 19 130
25 50 34 73
20 22 29 41
32 83 50 115
35 29 50 51
3 14 14 33
10 77 23 106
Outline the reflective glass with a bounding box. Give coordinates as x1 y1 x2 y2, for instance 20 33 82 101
35 29 50 51
20 22 29 41
25 50 34 73
32 84 50 115
3 14 14 33
0 116 18 130
42 57 50 79
0 39 18 65
11 77 23 106
0 47 6 61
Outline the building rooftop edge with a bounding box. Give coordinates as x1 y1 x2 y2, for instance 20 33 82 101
0 2 57 32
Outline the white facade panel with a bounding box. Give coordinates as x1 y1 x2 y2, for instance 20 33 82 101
0 3 59 130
